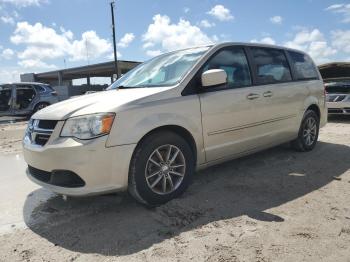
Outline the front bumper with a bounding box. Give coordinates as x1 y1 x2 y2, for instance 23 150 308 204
23 121 136 196
327 94 350 115
327 101 350 115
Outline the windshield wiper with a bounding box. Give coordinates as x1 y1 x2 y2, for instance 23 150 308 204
117 85 146 89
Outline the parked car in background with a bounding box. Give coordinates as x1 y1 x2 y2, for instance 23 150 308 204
325 81 350 115
0 82 58 117
23 43 327 206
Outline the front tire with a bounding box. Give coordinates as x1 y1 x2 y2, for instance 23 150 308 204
128 131 195 206
291 110 320 152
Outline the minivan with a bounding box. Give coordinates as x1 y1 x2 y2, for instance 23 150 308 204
0 82 58 117
23 43 327 206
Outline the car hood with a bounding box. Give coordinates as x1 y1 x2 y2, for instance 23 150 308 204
33 87 171 120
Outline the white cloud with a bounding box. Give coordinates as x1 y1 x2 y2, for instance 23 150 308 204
184 7 190 14
251 37 276 45
0 67 22 82
284 29 337 64
106 51 122 60
1 48 15 59
69 31 112 61
117 33 135 48
142 42 155 49
18 59 56 69
146 50 162 57
1 15 15 25
198 19 215 28
11 22 72 60
207 5 234 21
326 4 344 10
325 4 350 23
331 30 350 53
11 22 112 64
142 14 214 53
0 0 47 7
270 16 283 24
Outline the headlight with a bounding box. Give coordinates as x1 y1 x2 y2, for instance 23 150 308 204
60 113 115 140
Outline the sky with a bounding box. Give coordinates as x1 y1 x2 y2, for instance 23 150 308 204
0 0 350 83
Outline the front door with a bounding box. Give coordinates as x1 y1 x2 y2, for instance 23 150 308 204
199 47 268 162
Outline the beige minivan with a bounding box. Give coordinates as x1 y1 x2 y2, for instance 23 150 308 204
23 43 327 206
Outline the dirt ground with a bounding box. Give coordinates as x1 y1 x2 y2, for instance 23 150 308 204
0 118 27 155
0 117 349 262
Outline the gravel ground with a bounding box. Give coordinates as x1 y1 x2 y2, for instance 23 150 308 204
0 116 349 262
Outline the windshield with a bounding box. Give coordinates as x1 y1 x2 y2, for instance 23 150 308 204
107 46 210 89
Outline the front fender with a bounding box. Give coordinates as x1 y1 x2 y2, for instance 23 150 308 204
106 95 205 164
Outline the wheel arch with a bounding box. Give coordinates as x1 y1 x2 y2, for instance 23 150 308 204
34 101 50 109
306 104 320 119
134 125 198 164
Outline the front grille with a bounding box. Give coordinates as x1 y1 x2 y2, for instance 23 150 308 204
28 166 85 188
326 86 350 94
327 95 347 102
38 120 57 130
28 119 58 146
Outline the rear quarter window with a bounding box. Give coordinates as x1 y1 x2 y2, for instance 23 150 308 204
288 51 319 80
33 85 46 93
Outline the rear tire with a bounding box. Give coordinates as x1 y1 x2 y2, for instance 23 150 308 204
291 110 320 152
128 131 195 206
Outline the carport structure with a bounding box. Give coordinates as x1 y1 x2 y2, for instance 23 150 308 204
318 62 350 81
20 60 140 86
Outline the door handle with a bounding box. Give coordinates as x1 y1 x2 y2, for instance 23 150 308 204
263 91 273 97
246 93 260 100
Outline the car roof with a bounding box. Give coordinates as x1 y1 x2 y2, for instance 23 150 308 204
213 42 309 56
156 42 310 59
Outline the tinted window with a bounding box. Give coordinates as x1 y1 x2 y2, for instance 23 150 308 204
288 51 319 80
34 85 46 92
251 47 292 84
203 47 252 88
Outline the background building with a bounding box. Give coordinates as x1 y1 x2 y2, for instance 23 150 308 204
20 60 140 100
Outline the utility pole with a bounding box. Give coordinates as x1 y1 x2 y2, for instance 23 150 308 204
110 1 119 79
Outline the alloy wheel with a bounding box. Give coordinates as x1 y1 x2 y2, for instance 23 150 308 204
303 117 317 146
145 144 186 195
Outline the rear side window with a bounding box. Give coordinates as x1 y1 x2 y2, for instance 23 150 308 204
288 51 319 80
203 47 252 89
34 85 46 92
250 47 292 84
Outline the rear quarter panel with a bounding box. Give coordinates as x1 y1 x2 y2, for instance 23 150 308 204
305 79 327 127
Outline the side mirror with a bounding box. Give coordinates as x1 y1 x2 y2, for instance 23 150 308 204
201 69 227 88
